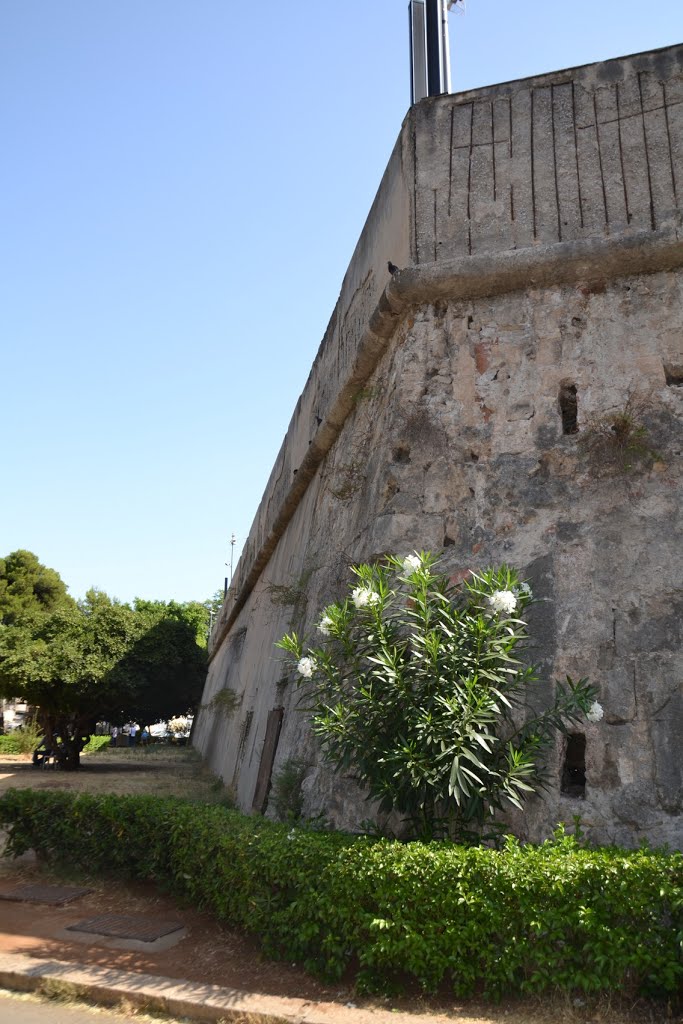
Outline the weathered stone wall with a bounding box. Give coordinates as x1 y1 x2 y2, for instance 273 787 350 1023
194 44 683 848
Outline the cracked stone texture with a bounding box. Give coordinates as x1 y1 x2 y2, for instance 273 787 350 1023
195 46 683 849
195 271 683 848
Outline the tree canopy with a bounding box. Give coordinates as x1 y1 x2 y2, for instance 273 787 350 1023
0 551 208 768
0 549 74 625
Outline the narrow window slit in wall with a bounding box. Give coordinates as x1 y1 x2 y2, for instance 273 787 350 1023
561 733 586 798
559 383 579 434
664 364 683 387
392 445 411 464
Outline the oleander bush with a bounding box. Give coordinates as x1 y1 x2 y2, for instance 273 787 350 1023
277 554 599 841
1 788 681 1001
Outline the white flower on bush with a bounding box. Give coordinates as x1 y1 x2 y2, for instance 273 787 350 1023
401 554 422 575
318 615 333 636
487 590 518 615
517 582 532 598
297 656 316 678
586 701 604 724
352 586 380 609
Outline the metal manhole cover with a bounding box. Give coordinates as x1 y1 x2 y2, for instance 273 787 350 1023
66 913 184 942
0 884 92 905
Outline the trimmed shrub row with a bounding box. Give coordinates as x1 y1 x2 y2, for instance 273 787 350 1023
0 730 41 755
0 732 111 755
0 788 681 999
0 735 27 754
82 734 115 753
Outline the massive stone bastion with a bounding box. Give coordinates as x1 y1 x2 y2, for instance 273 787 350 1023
194 44 683 848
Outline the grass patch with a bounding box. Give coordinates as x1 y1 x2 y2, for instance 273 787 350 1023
82 734 113 754
0 744 233 805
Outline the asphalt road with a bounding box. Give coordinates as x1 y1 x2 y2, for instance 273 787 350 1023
0 989 182 1024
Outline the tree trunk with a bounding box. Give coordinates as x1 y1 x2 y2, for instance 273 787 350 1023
59 734 82 771
37 710 89 771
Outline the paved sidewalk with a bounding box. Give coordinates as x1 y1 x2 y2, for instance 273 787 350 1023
1 950 458 1024
0 862 337 1002
0 870 495 1024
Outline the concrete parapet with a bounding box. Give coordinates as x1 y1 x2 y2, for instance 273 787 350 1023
211 44 683 658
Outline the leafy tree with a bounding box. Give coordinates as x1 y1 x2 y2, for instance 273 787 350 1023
118 599 208 724
0 576 208 769
204 589 225 624
0 550 74 625
0 592 138 768
278 553 599 841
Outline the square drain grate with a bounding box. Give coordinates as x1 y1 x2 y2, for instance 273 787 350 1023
67 913 184 942
0 884 92 905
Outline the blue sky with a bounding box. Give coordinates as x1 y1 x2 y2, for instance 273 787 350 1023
1 1 680 605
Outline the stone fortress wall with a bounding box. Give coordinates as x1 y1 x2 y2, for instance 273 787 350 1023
194 44 683 848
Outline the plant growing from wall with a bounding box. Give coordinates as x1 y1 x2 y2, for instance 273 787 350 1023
277 553 599 841
578 394 659 476
328 452 369 500
266 567 315 630
204 687 242 720
327 405 375 501
270 756 309 822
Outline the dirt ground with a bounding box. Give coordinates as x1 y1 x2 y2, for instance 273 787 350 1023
0 745 227 802
0 747 679 1024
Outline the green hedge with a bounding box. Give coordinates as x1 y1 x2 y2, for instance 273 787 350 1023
0 733 112 755
0 735 25 754
82 735 114 753
0 788 680 1000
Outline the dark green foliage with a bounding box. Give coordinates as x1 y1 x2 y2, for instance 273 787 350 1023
1 789 680 1001
0 550 74 625
278 555 597 840
81 734 114 753
0 593 136 767
119 599 208 724
0 555 208 768
0 725 42 754
270 757 308 821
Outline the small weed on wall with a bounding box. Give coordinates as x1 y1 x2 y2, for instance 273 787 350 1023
204 687 242 720
266 567 315 630
270 756 309 821
578 394 659 477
